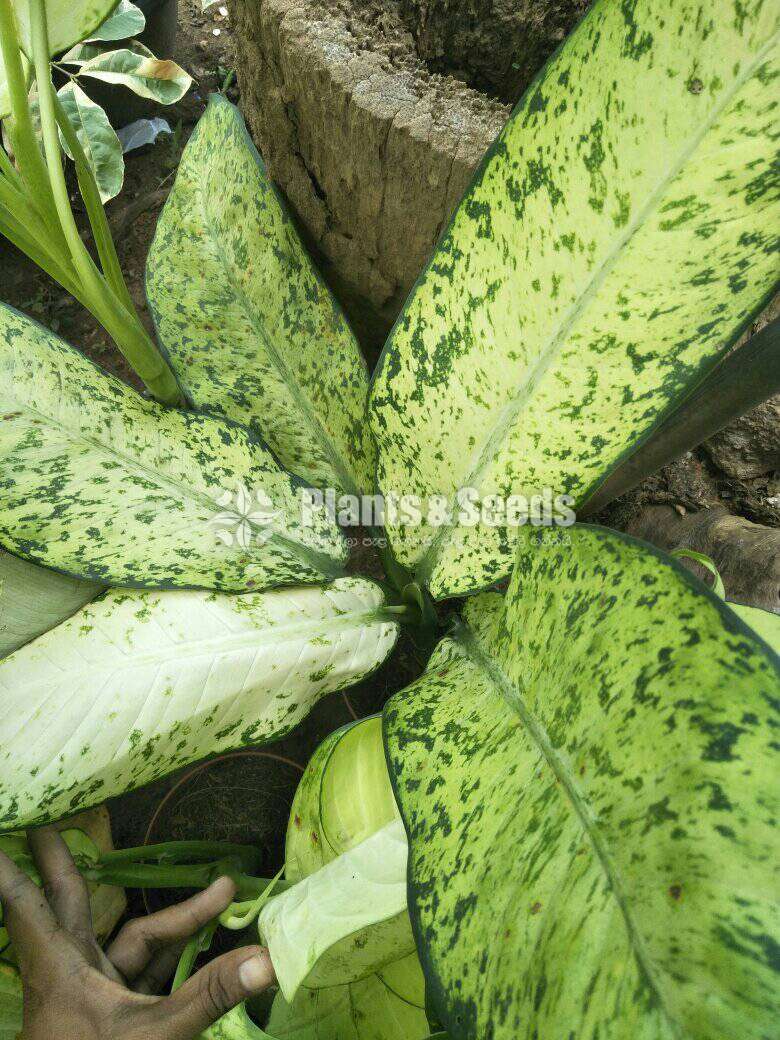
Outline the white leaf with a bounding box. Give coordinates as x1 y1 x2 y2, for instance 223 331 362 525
0 578 399 830
258 820 414 1002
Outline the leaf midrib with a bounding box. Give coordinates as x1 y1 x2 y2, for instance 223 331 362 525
413 29 778 583
0 606 393 684
455 624 684 1036
192 146 362 499
3 383 343 578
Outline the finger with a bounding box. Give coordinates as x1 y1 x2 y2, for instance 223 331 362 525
147 946 276 1039
107 876 236 981
27 827 94 941
0 848 59 967
132 942 186 995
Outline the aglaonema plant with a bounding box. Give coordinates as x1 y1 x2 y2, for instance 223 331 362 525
0 0 779 1037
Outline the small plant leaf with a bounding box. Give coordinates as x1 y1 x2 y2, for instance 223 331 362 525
0 303 347 590
0 577 398 830
72 45 191 104
258 820 414 1002
0 0 121 118
146 96 375 496
0 548 100 659
369 0 780 599
57 82 124 202
384 525 780 1039
86 0 145 42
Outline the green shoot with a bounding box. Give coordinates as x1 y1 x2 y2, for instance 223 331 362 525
0 0 182 405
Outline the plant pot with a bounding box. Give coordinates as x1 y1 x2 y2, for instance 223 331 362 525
79 0 180 129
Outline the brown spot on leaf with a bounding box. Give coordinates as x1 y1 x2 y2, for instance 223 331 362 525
530 901 542 915
669 884 683 901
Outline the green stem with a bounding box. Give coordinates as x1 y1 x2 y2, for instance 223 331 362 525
27 0 181 404
84 862 292 902
0 200 85 300
52 92 135 313
0 0 60 232
99 841 263 873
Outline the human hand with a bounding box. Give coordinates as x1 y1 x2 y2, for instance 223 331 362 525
0 826 276 1039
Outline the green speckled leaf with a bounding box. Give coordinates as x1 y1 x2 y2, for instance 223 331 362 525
0 303 346 590
0 0 119 117
0 964 21 1040
370 0 780 599
384 525 780 1040
146 95 375 496
0 548 99 658
0 577 397 831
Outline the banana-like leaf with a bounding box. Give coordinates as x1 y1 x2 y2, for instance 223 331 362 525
57 81 124 202
0 548 99 658
68 45 191 103
259 820 414 1002
0 577 398 830
0 303 346 590
0 964 21 1040
87 0 144 41
384 525 780 1039
0 0 119 118
146 96 375 497
370 0 780 599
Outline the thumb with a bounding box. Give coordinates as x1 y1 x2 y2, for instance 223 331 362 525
153 945 276 1038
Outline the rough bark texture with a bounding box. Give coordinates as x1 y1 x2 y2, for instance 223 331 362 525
627 506 780 614
228 0 511 356
400 0 592 103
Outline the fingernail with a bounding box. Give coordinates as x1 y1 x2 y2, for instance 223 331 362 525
239 952 274 993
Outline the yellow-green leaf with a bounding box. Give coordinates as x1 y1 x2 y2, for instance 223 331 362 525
384 525 780 1039
0 303 346 590
0 548 99 658
146 96 375 496
370 0 780 599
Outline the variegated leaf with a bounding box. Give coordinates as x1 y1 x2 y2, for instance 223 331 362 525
0 577 398 830
87 0 144 42
0 0 120 118
146 96 375 496
71 45 191 104
384 525 780 1039
0 548 99 659
57 81 124 203
0 303 346 590
370 0 780 599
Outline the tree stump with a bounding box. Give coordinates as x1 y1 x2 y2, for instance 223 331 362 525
228 0 591 355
